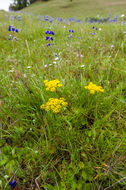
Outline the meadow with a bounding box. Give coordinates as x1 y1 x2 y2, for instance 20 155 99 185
22 0 126 18
0 10 126 190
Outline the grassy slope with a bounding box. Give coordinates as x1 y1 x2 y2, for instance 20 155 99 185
22 0 126 17
0 9 126 190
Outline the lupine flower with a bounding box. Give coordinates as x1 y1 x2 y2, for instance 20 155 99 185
8 25 12 31
45 36 50 40
8 35 18 41
44 16 49 21
9 179 17 189
92 26 98 30
47 43 51 47
50 18 53 23
12 28 16 32
68 29 74 38
69 29 74 33
18 16 21 21
5 15 8 19
8 26 19 33
45 30 54 47
51 31 55 35
60 18 63 22
10 16 13 21
8 26 19 41
45 31 49 34
50 37 53 41
38 15 41 21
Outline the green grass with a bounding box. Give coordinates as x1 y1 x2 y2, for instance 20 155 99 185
0 10 126 190
22 0 126 18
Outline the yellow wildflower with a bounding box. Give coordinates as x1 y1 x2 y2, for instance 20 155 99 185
40 98 68 113
84 82 104 94
44 79 63 92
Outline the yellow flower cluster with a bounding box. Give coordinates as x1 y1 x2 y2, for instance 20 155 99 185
44 79 62 92
40 98 68 113
84 82 104 94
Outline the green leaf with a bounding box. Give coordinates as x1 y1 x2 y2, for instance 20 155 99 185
82 170 87 180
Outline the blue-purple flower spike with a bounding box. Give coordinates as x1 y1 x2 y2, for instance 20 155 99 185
8 25 12 31
47 43 51 47
12 28 15 32
9 179 17 189
45 30 54 46
50 37 53 41
45 36 50 40
51 31 55 35
45 31 49 34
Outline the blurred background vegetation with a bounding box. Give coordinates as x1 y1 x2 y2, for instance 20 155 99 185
9 0 126 18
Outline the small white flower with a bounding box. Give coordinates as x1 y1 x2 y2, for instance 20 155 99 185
4 175 9 179
81 65 85 68
120 14 125 18
49 64 52 66
64 26 66 28
53 61 57 64
99 28 102 31
8 69 14 73
35 150 38 154
55 57 59 60
27 66 31 69
111 45 114 48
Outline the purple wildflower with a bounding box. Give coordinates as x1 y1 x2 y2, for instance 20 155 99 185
45 31 49 34
8 25 12 31
47 43 51 47
45 36 50 40
9 180 16 189
50 37 53 41
12 28 15 32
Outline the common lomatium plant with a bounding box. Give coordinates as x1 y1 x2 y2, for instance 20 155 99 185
84 82 104 94
44 79 63 92
40 98 68 113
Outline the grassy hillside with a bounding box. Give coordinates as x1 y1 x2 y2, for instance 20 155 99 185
0 10 126 189
22 0 126 17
